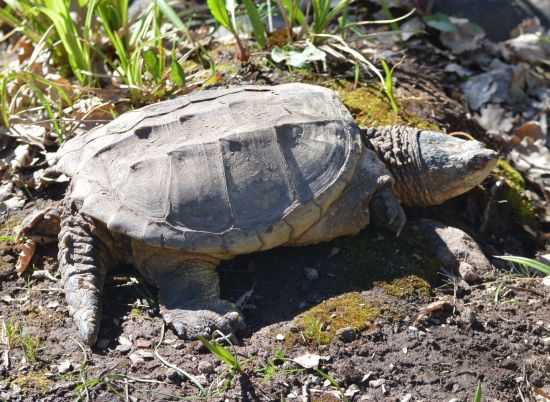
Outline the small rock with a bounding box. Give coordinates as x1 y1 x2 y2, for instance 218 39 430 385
448 399 459 402
543 276 550 287
165 368 183 384
307 373 321 384
195 374 208 386
57 360 72 374
328 247 340 258
129 353 145 366
304 267 319 281
135 339 152 348
369 378 385 388
137 350 154 360
275 333 285 341
116 336 132 353
292 353 321 369
361 372 374 382
458 261 478 283
400 394 412 402
116 344 131 353
198 361 214 374
46 301 59 309
345 384 360 397
412 219 491 278
336 327 356 343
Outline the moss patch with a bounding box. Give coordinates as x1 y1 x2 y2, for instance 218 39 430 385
0 214 22 239
375 275 432 299
336 226 442 287
494 160 536 224
290 292 382 346
12 372 51 394
323 80 441 130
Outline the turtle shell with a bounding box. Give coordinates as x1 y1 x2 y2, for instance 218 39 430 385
56 84 364 255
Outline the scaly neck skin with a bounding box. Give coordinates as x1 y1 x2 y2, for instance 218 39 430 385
362 126 437 206
361 126 498 207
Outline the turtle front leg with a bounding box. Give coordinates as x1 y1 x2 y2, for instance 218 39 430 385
58 200 116 346
370 186 406 235
134 248 245 339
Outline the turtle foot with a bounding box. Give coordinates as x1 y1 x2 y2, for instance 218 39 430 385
147 258 246 340
162 300 245 339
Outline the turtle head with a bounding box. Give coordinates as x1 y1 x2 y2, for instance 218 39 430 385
363 126 497 206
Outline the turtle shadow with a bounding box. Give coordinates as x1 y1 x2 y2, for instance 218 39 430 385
219 225 445 338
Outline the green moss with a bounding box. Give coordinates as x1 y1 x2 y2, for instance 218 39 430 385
12 372 51 394
292 292 381 345
375 275 432 299
494 160 536 224
338 227 442 286
322 80 440 129
0 215 22 239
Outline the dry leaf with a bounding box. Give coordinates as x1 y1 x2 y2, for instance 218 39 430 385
15 239 36 275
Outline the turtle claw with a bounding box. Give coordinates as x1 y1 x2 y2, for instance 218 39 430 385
73 307 101 346
162 300 245 340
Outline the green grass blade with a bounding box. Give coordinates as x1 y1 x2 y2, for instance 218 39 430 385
207 0 233 32
0 73 9 128
198 336 242 372
496 256 550 276
170 45 186 87
38 6 90 83
315 370 348 402
156 0 186 29
474 380 483 402
243 0 267 49
380 58 399 113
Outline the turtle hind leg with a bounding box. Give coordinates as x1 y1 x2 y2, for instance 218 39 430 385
58 200 116 346
135 251 245 339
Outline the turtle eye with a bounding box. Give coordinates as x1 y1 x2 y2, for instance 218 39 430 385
468 154 488 169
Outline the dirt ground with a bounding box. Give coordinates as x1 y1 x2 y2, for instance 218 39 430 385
1 4 550 401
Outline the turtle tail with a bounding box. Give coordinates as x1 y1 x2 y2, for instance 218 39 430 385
58 199 113 346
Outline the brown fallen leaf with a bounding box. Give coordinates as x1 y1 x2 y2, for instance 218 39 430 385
15 238 36 275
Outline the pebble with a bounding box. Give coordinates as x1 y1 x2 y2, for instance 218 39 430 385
57 360 72 374
400 394 412 402
165 368 183 384
195 374 208 386
369 378 385 388
138 350 154 360
116 336 132 353
46 301 59 309
292 353 321 369
345 384 360 397
458 261 478 283
543 276 550 287
336 327 356 343
129 353 145 366
198 361 214 374
275 333 285 341
136 339 152 348
304 267 319 281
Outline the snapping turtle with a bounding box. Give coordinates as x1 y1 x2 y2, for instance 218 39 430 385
34 84 497 345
